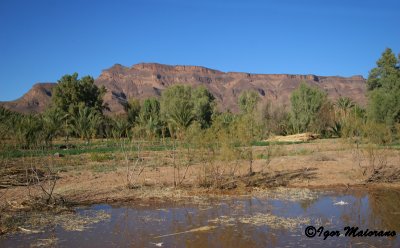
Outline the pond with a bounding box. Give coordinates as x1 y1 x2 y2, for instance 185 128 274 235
1 188 399 247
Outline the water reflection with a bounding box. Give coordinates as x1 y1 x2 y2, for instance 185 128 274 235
369 189 400 231
1 189 399 247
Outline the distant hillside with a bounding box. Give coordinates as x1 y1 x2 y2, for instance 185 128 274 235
0 83 55 114
0 63 367 114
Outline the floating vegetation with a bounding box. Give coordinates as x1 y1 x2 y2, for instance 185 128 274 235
252 187 320 202
208 216 237 226
3 209 111 234
56 210 111 231
238 213 310 230
209 213 310 231
30 237 59 247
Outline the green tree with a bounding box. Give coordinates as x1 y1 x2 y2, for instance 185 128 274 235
235 114 262 174
111 116 131 138
160 85 191 138
290 82 328 133
0 107 22 142
160 85 215 136
367 48 399 91
367 48 400 126
124 98 141 125
236 90 262 174
15 115 44 148
368 90 400 126
336 97 355 119
70 104 102 142
238 90 260 114
192 86 215 128
141 98 160 121
332 97 356 136
166 102 194 138
137 98 162 138
42 108 67 145
52 73 106 114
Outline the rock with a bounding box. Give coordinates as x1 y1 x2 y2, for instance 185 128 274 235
53 153 64 158
143 179 155 187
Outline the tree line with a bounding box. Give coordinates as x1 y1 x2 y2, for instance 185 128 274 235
0 48 399 148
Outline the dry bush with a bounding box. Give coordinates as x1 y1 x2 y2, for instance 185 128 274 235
257 101 290 136
23 154 63 206
125 139 146 189
195 116 242 188
353 144 390 177
258 145 273 173
344 120 396 181
311 101 335 137
312 154 336 162
164 122 203 187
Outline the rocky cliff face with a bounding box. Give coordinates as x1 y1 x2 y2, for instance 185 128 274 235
0 63 367 114
96 63 367 113
0 83 55 114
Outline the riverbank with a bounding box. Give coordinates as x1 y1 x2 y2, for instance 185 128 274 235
1 139 400 235
2 139 400 204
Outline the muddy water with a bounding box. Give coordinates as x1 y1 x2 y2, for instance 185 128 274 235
1 188 400 248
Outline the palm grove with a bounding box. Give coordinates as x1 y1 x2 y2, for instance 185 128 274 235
1 48 400 159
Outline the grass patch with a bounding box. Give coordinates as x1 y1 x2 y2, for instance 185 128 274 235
288 148 313 156
0 143 173 159
386 141 400 149
256 154 269 159
90 153 114 162
91 163 117 173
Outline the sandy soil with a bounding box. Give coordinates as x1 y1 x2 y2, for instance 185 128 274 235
1 139 400 206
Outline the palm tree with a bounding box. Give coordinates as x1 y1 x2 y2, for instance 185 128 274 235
42 108 66 145
335 97 355 121
137 113 160 139
111 117 130 139
0 107 15 141
70 105 101 143
16 115 43 148
330 97 356 137
89 111 103 139
167 102 194 139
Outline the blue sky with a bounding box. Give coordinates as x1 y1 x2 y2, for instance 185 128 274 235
0 0 399 101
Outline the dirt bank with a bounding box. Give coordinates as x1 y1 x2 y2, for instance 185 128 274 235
1 139 399 207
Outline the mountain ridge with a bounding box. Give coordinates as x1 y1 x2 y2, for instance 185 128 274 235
0 63 367 114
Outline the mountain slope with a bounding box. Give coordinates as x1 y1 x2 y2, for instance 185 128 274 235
0 63 367 114
96 63 366 113
0 83 55 114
